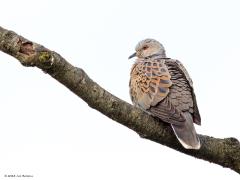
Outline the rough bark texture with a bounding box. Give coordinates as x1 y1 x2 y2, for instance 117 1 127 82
0 26 239 174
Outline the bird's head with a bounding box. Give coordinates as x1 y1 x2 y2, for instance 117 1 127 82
129 38 166 59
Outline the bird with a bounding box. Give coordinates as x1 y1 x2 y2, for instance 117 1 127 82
129 39 201 149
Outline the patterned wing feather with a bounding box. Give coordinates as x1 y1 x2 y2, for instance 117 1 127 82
149 96 186 126
130 59 186 125
130 59 171 109
163 59 201 125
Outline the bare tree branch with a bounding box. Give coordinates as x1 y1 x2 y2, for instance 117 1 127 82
0 26 239 174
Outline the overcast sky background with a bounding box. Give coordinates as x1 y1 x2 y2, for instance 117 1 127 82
0 0 239 179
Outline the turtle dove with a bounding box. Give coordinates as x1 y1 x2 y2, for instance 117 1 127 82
129 39 201 149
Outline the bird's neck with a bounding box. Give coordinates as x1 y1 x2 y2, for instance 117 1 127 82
145 53 167 59
135 53 167 64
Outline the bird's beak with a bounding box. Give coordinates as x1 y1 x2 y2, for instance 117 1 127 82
128 52 136 59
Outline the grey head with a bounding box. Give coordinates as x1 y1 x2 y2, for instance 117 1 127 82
129 39 166 59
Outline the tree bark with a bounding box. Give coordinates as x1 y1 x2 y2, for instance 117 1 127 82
0 26 239 174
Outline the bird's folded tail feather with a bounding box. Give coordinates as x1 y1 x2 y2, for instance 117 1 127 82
171 112 200 149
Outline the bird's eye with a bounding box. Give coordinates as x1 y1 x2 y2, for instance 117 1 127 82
142 46 148 50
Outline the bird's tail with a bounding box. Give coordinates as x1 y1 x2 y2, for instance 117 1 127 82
171 112 200 149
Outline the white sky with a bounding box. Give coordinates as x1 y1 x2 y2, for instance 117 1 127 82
0 0 239 179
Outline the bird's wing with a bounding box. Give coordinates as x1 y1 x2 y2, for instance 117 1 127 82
164 59 201 125
130 59 185 125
